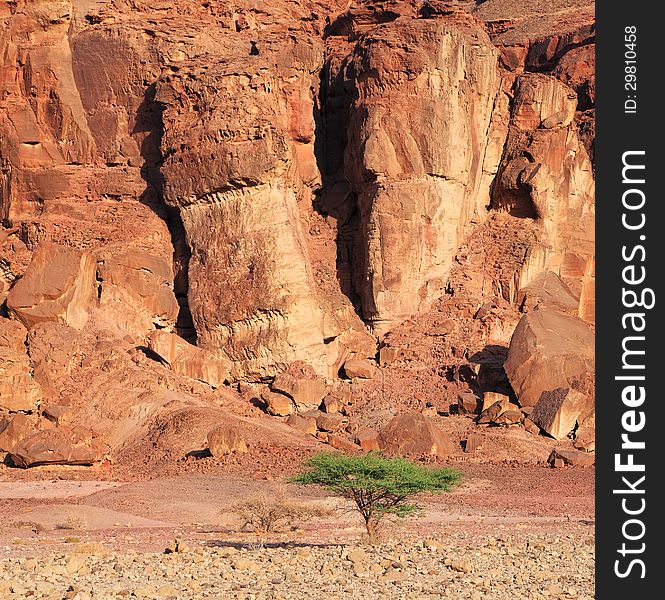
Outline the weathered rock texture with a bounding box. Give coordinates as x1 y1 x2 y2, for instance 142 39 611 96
10 425 109 468
0 325 42 413
0 0 595 468
7 243 96 330
377 413 454 459
505 307 594 438
97 249 179 337
342 12 506 331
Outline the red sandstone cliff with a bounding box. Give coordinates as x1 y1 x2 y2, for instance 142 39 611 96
0 0 595 469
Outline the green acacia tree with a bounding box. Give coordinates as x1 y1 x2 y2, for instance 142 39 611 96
291 452 461 542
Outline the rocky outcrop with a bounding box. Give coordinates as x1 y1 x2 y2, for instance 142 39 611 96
7 243 96 330
0 0 595 469
10 425 109 467
342 13 507 331
155 36 350 380
491 71 594 321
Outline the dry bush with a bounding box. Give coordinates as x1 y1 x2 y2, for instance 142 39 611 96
230 487 331 535
56 514 88 531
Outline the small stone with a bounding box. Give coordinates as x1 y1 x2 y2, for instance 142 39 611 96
450 558 473 574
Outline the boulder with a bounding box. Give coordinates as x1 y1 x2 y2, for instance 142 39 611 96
7 243 96 330
529 388 593 440
0 413 35 452
516 271 580 316
505 307 594 411
548 448 595 468
480 392 511 413
327 434 361 453
322 394 343 414
286 413 317 436
316 413 347 433
262 392 294 417
493 410 523 426
377 413 454 459
477 397 519 425
97 249 179 336
457 392 481 415
0 346 42 413
343 358 377 380
271 362 328 411
355 429 380 452
147 330 230 388
10 426 108 467
207 424 248 457
379 346 398 366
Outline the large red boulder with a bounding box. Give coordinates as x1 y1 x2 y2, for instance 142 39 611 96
378 413 454 459
10 426 109 468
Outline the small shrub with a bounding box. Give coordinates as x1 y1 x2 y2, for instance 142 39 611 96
64 537 81 544
56 514 87 530
229 487 331 536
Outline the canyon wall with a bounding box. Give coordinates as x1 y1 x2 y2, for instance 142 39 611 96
0 0 595 460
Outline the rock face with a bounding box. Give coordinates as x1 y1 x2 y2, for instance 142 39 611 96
10 426 108 467
155 35 345 380
27 322 79 399
147 331 230 388
7 243 96 330
493 73 595 315
0 346 42 413
97 249 179 337
377 413 454 459
505 307 594 438
271 362 328 411
343 14 505 331
0 0 595 468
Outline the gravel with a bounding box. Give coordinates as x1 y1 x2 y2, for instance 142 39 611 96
0 533 594 599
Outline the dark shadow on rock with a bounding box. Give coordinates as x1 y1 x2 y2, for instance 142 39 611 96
134 82 196 344
468 344 516 400
311 57 365 322
135 345 168 365
186 448 212 459
249 397 267 412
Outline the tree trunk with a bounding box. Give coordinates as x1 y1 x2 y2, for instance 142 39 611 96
365 518 378 545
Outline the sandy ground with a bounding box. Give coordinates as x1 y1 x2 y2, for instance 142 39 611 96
0 464 594 558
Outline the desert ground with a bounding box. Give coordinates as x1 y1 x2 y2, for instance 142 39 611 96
0 461 594 600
